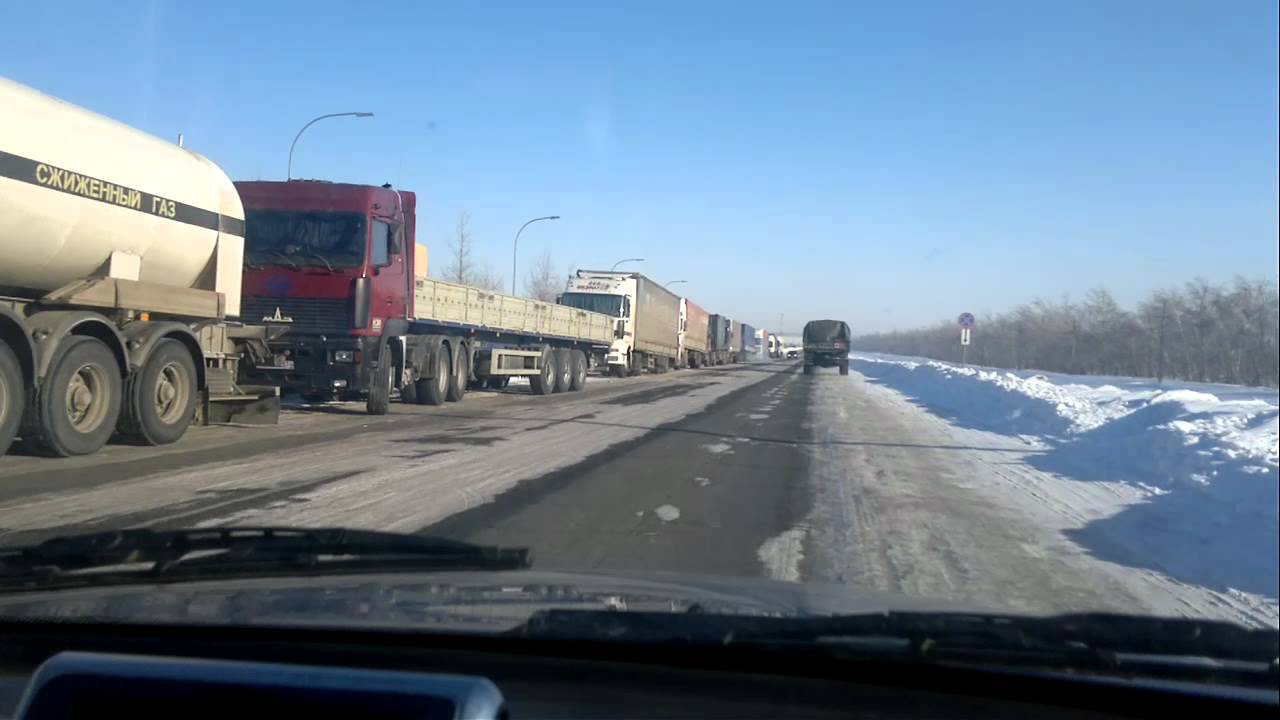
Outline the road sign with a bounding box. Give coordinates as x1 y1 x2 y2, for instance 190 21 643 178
960 328 971 346
958 312 976 328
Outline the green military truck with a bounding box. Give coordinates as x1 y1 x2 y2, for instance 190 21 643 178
802 319 851 376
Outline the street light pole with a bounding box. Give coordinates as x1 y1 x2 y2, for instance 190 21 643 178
664 280 687 288
511 215 561 295
287 112 374 180
610 258 644 272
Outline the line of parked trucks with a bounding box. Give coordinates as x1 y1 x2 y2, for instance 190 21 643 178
0 77 787 458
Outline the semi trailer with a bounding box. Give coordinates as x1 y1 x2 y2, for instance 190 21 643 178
707 314 738 365
678 298 710 368
235 181 615 412
559 271 680 376
0 77 280 457
738 323 758 363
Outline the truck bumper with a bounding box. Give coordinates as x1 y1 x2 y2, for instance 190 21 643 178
803 346 849 368
241 335 377 396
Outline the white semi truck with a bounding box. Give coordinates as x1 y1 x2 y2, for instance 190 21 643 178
558 271 681 376
0 77 279 457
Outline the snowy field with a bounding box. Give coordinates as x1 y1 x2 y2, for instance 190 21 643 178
849 353 1278 624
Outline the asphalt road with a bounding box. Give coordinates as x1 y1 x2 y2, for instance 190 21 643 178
0 359 1268 625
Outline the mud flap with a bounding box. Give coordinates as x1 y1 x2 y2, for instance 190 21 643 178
201 385 281 426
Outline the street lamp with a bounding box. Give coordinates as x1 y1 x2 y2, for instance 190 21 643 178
287 112 374 180
610 257 644 272
664 280 687 288
511 215 561 294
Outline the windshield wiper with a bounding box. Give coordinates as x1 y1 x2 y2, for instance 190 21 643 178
514 610 1279 687
300 252 335 273
261 250 299 270
0 527 529 590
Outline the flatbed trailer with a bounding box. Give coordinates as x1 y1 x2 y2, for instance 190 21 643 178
236 180 614 413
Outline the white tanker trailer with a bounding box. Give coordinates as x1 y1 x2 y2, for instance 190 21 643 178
0 76 280 457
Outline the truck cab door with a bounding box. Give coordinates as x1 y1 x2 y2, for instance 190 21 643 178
369 219 407 331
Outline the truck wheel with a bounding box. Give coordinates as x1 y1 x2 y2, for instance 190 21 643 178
628 352 644 377
446 343 469 402
0 341 23 457
366 344 392 416
839 359 850 376
609 365 627 378
485 376 510 390
416 345 450 406
23 336 122 457
569 350 587 391
530 347 556 395
400 378 419 404
553 348 573 392
119 338 197 445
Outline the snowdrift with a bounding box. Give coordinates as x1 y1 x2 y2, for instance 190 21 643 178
850 354 1279 600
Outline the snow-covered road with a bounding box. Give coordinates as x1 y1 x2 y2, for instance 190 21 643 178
1 356 1274 627
794 357 1277 628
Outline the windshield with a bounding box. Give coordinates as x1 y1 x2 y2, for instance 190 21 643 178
244 210 366 268
559 292 624 316
2 2 1278 678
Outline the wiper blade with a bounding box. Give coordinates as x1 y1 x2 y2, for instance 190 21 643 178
263 250 299 270
515 610 1279 683
300 252 335 273
0 527 529 589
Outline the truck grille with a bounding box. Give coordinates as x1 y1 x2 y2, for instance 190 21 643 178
240 297 351 336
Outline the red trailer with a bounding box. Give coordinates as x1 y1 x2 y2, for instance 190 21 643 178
680 298 710 368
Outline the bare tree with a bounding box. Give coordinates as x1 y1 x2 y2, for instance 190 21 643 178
442 211 503 291
523 250 561 301
850 276 1279 387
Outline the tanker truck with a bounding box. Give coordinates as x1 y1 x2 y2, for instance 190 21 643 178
0 77 280 457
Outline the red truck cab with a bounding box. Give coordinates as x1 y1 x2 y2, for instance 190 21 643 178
235 180 416 400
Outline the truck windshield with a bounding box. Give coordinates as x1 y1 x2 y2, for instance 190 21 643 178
559 292 624 316
244 211 366 268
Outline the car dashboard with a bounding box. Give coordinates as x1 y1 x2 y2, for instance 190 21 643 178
0 620 1274 719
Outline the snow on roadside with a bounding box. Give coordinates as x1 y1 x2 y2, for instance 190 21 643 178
850 354 1278 478
849 353 1279 607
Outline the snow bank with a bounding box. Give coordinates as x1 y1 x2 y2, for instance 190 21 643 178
850 354 1279 600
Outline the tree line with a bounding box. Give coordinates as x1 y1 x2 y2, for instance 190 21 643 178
439 211 567 301
851 277 1280 388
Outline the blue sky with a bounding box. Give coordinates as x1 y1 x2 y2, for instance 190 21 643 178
4 1 1277 333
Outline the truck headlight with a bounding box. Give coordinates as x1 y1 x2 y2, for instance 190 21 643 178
333 350 355 363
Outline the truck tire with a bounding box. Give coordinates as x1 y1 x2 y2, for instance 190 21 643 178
0 341 23 457
485 376 510 390
553 348 572 393
609 365 627 378
839 359 849 376
569 350 587 391
118 338 197 445
23 336 122 457
803 363 815 375
530 347 556 395
446 342 469 402
400 378 419 404
416 345 450 406
629 352 644 377
366 343 393 415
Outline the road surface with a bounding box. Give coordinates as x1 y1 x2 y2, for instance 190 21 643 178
0 362 1269 626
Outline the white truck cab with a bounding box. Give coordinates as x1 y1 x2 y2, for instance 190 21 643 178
559 270 679 376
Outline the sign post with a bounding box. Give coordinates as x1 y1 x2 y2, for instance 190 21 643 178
957 312 976 366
